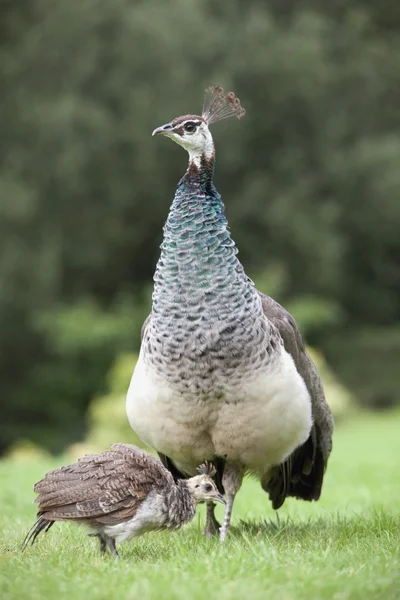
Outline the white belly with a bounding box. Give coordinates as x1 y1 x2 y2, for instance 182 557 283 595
126 348 312 476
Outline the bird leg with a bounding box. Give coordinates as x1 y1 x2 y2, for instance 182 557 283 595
88 532 107 556
203 501 221 538
105 534 119 559
219 464 244 542
89 532 119 558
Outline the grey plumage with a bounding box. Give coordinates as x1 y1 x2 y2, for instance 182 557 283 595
22 444 224 557
127 87 334 541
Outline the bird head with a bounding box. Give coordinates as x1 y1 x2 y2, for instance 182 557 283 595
152 86 245 164
186 473 225 505
152 115 213 158
185 462 225 505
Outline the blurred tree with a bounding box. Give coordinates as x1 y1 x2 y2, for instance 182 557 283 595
0 0 399 451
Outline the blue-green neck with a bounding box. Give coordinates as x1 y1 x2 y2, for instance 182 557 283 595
152 154 257 325
180 153 215 194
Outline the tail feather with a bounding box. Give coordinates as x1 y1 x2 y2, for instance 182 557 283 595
262 425 326 509
22 517 54 551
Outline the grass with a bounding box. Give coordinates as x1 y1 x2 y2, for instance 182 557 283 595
1 411 399 600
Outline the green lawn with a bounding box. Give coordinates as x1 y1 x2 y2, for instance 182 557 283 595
1 411 399 600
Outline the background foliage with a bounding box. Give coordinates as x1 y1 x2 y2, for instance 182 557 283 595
1 0 399 452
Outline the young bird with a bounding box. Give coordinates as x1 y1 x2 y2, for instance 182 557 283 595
22 444 224 557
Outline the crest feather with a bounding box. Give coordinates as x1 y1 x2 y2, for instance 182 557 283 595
202 86 246 125
197 461 217 477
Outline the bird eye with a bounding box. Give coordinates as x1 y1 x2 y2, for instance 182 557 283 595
184 122 197 133
204 483 213 492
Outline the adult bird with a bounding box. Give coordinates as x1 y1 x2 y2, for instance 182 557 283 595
22 444 224 557
127 86 334 541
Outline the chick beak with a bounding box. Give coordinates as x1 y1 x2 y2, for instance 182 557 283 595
152 123 173 136
214 493 226 505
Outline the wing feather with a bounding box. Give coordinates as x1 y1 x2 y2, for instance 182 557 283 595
258 292 334 508
30 444 172 531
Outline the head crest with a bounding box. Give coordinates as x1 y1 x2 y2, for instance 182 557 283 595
202 86 246 126
197 461 217 477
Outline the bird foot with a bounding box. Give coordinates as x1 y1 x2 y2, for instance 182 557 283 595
202 518 221 538
88 532 119 558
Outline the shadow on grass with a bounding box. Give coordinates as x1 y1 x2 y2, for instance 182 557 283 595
230 509 398 542
233 515 330 538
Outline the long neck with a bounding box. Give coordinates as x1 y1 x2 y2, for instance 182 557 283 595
164 481 196 529
152 151 259 327
188 131 215 171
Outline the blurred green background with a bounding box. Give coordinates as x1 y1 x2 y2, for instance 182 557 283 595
1 0 399 455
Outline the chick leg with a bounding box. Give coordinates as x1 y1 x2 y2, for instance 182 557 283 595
88 532 106 556
89 532 119 558
220 464 244 542
105 535 119 558
203 501 221 538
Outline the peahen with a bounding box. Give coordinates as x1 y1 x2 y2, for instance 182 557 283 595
22 444 224 557
127 86 334 541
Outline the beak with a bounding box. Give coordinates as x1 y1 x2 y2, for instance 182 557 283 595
214 493 226 505
152 123 173 136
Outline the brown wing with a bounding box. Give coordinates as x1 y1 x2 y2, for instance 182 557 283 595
258 292 334 509
33 444 172 525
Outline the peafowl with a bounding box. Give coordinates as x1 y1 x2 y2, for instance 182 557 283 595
127 86 334 542
22 444 224 557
